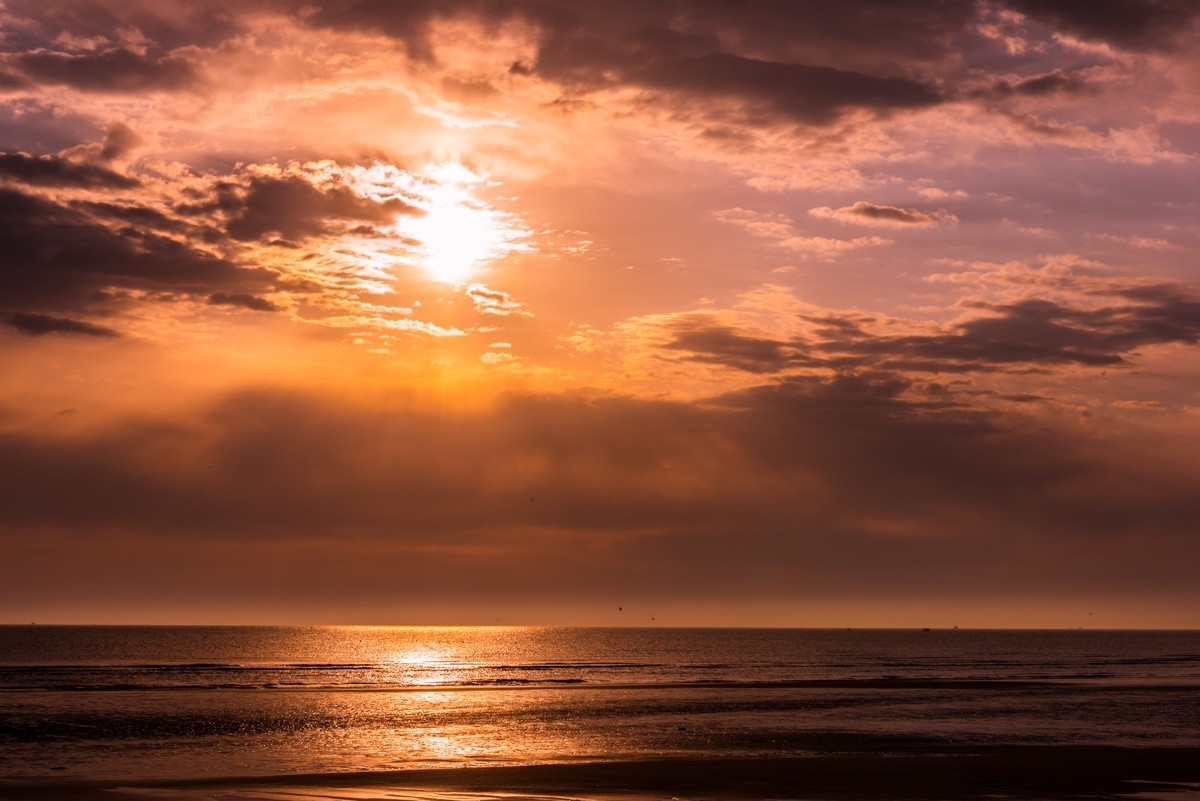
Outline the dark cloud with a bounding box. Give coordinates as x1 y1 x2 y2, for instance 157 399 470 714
96 122 143 162
208 292 279 312
0 152 140 189
203 176 414 242
317 0 976 72
0 186 272 318
72 200 196 235
1 380 1198 612
811 201 950 227
0 71 31 90
317 1 946 126
970 70 1092 106
2 311 119 337
0 102 102 156
846 203 932 224
716 371 972 423
831 301 1128 370
1004 0 1200 51
661 319 800 374
829 292 1200 372
0 156 427 329
858 296 1187 374
312 0 580 62
0 388 724 541
1008 70 1088 97
57 122 146 166
655 282 1200 376
17 47 198 92
673 0 979 66
527 27 944 125
631 53 942 125
0 0 248 52
711 372 1200 549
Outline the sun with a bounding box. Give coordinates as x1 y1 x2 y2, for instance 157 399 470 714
397 163 527 284
407 201 503 284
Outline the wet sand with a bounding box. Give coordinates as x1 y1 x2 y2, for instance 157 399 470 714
4 747 1200 801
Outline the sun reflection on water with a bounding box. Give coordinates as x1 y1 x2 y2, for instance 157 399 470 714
388 646 471 686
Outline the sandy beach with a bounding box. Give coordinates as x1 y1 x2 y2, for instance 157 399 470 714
4 748 1200 801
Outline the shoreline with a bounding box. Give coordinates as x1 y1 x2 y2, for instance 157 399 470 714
5 747 1200 801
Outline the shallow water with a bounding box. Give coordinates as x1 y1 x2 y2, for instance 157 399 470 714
1 627 1198 781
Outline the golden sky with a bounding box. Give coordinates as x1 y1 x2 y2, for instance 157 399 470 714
2 0 1200 626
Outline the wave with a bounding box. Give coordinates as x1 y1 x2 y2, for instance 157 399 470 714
0 677 1120 693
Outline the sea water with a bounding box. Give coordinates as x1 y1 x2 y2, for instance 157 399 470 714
1 626 1198 781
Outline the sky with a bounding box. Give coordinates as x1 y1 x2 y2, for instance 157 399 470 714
2 0 1199 627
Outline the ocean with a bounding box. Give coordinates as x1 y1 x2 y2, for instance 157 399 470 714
1 626 1199 798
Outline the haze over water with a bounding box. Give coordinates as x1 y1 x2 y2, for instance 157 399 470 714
3 626 1199 784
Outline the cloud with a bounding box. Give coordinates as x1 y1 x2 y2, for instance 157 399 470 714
0 185 272 320
0 71 31 90
981 69 1091 99
57 122 146 165
635 268 1200 380
96 122 143 162
71 200 196 235
825 300 1127 370
312 0 578 63
779 235 890 256
317 0 978 75
0 152 140 189
824 277 1200 373
2 311 120 337
467 283 528 316
16 47 199 92
208 292 279 312
809 201 957 228
629 53 943 126
915 187 968 200
314 1 947 132
1003 0 1200 51
0 0 245 52
205 175 415 243
2 382 1199 615
1095 233 1180 250
660 317 800 374
711 208 794 239
714 208 891 257
0 147 503 339
664 1 979 67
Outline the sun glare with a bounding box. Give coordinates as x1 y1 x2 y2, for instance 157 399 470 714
397 163 527 284
409 202 501 284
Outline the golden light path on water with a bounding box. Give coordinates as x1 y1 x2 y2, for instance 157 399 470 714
389 643 471 686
